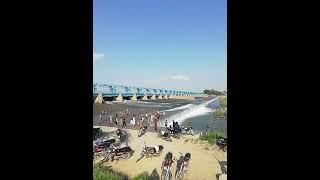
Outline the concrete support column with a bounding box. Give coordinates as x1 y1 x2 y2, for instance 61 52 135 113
158 95 163 99
151 94 157 100
94 93 103 103
163 94 168 99
116 93 123 102
131 93 137 101
142 94 148 100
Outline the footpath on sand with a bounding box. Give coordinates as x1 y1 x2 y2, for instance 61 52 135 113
94 126 227 180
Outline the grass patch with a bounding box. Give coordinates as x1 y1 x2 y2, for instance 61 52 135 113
218 96 227 108
93 165 126 180
131 172 149 180
93 165 150 180
199 131 226 144
213 110 227 118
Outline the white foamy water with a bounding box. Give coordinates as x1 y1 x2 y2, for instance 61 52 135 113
163 104 193 112
161 98 218 126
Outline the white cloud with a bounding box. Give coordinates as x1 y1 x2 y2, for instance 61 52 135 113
93 53 104 61
170 74 190 81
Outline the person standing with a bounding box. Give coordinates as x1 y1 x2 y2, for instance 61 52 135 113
99 113 102 121
150 114 154 126
132 116 136 126
148 114 151 125
154 116 158 132
115 117 118 126
165 119 168 128
206 124 210 132
140 118 144 129
109 115 113 125
122 118 127 128
119 117 123 128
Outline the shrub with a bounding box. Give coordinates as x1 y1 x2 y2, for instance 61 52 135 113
199 131 226 144
93 165 124 180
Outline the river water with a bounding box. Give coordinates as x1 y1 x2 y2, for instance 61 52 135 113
120 97 227 133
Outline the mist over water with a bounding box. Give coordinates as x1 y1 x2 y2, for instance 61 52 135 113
160 98 218 125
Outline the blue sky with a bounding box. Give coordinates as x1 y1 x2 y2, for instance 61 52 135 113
94 0 226 92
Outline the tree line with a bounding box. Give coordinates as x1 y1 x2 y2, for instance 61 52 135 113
203 89 227 96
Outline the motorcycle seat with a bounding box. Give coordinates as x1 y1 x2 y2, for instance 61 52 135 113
115 146 132 153
104 139 116 144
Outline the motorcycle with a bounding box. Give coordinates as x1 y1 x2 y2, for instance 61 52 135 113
215 136 227 151
93 149 112 164
158 130 172 142
167 127 181 139
138 126 147 137
93 140 117 164
116 128 127 142
109 145 135 161
214 156 227 179
175 152 191 180
136 142 163 162
181 126 194 136
93 127 102 140
161 152 175 180
93 139 116 149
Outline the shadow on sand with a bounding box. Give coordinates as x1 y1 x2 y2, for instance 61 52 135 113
149 168 160 180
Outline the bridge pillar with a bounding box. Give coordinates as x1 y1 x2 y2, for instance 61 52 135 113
169 94 176 99
188 94 195 100
142 94 148 100
94 93 103 103
158 95 163 99
151 94 157 100
131 93 137 101
116 93 123 102
163 94 168 99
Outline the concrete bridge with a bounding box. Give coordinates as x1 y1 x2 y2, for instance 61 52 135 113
93 83 207 103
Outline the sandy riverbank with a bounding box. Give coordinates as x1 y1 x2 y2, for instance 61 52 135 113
94 126 227 180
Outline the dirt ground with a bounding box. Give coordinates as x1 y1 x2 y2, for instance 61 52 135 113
94 126 227 180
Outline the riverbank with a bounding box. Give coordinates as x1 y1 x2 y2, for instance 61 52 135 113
94 126 227 180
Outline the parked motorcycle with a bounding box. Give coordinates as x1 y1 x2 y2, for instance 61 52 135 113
109 145 135 161
215 136 227 152
175 152 191 180
93 150 112 164
93 139 116 149
93 127 102 140
158 130 172 142
161 152 175 180
167 127 181 139
116 128 127 142
138 126 147 137
181 126 194 136
136 142 163 162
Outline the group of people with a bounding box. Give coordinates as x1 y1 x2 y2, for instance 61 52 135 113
136 112 162 131
100 109 201 133
98 109 129 129
100 109 165 132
